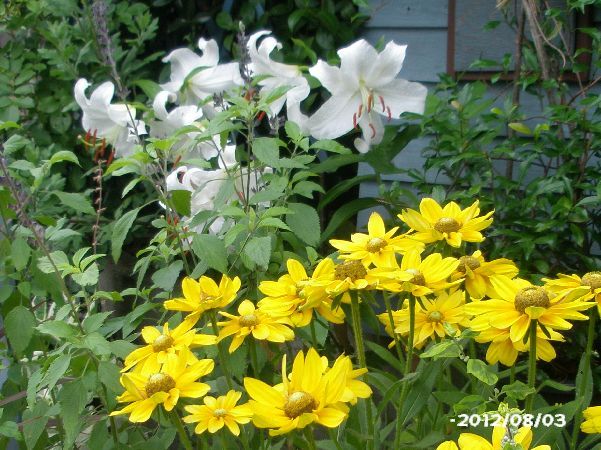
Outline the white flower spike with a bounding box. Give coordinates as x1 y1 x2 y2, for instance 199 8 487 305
308 39 427 153
74 78 146 157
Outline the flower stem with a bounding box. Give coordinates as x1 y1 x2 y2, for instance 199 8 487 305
209 311 234 390
350 290 374 450
304 426 317 450
383 293 405 367
171 410 193 450
394 295 416 450
569 312 597 450
328 427 343 450
525 320 538 412
249 338 260 377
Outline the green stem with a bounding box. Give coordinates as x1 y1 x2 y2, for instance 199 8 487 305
171 410 193 450
383 293 405 368
394 296 416 450
210 311 234 390
328 427 343 450
305 426 317 450
509 365 516 384
249 338 260 377
569 312 597 450
350 291 374 450
525 320 538 412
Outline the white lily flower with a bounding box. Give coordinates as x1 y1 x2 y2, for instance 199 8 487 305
150 90 219 159
74 78 146 157
161 38 243 104
164 162 271 235
307 39 427 153
247 31 310 130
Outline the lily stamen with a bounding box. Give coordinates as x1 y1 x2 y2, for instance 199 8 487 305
379 95 385 112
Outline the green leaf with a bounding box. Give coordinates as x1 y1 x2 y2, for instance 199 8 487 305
133 79 162 99
575 351 593 410
83 312 113 334
365 341 402 373
243 236 272 269
151 260 184 291
466 358 498 385
508 122 532 135
111 207 141 263
49 151 80 167
252 137 280 167
71 262 99 287
11 237 31 270
110 340 138 359
170 190 192 217
52 191 95 215
37 320 78 339
500 381 535 400
58 381 87 449
98 360 123 395
191 234 228 273
23 401 49 448
420 340 461 359
82 332 111 356
0 421 22 440
320 197 379 242
5 305 35 354
318 174 376 211
310 139 352 154
285 203 320 247
42 354 71 393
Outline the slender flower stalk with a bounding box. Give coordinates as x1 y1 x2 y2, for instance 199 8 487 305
383 293 405 367
349 291 374 450
395 295 416 450
210 311 234 390
569 313 597 450
171 410 193 450
525 320 538 412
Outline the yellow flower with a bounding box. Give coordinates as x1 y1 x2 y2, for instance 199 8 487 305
543 272 601 315
259 258 344 326
373 250 460 297
378 290 470 348
244 348 356 436
217 300 295 353
398 198 493 247
451 250 519 299
582 406 601 434
471 324 564 366
437 426 550 449
329 211 423 267
164 274 241 320
110 350 214 423
465 276 595 343
122 317 216 372
183 390 253 436
326 354 372 405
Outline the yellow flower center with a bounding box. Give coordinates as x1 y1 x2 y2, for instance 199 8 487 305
434 217 461 233
152 334 174 352
457 256 481 273
213 408 228 417
366 237 386 253
145 373 176 397
514 287 550 314
582 271 601 290
200 293 219 309
239 314 260 327
335 260 367 281
427 311 443 322
406 268 426 286
283 391 317 418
